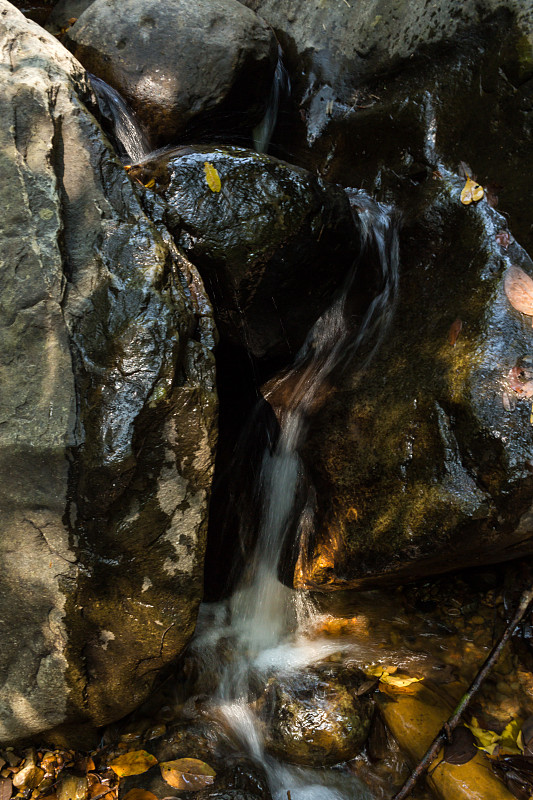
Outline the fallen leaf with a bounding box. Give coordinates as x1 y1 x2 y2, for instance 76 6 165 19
143 179 155 189
379 674 423 688
507 366 533 398
500 719 524 755
465 717 501 754
442 726 477 765
496 230 511 249
88 781 114 800
0 777 12 800
160 758 216 791
122 790 158 800
461 176 484 205
485 183 502 208
203 162 221 193
367 665 398 678
492 755 533 800
108 751 157 778
502 391 516 411
448 317 463 346
504 266 533 321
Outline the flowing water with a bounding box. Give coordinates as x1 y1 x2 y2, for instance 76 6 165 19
183 195 401 800
89 75 152 163
253 45 291 154
90 77 529 800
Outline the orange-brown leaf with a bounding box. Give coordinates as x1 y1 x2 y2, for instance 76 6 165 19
122 790 158 800
108 751 157 778
88 782 114 800
160 758 215 791
504 265 533 318
448 317 462 346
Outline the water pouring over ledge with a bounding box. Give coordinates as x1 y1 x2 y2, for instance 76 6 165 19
186 192 400 800
84 76 404 795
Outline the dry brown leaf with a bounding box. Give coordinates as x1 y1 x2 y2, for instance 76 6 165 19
122 790 158 800
504 266 533 320
160 758 216 791
448 317 463 346
108 751 157 778
0 777 12 800
88 781 114 800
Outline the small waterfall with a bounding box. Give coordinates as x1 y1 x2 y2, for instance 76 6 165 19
189 193 400 799
89 74 152 163
253 44 291 154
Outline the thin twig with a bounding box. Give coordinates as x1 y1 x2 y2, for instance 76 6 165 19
391 585 533 800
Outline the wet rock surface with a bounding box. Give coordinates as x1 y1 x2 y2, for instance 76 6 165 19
65 0 278 146
0 1 217 742
258 665 374 765
297 177 533 587
133 146 363 361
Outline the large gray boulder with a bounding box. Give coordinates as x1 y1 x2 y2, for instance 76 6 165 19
0 1 217 743
65 0 278 146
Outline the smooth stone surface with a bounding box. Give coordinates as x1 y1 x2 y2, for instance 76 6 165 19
65 0 278 145
258 666 374 765
0 0 217 743
380 683 516 800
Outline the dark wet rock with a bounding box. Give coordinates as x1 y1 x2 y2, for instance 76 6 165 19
242 1 533 256
295 176 533 588
133 145 363 361
65 0 277 146
120 740 271 800
257 665 374 765
0 2 217 743
45 0 94 34
239 0 532 117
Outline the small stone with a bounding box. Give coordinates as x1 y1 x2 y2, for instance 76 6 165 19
57 773 88 800
12 766 45 791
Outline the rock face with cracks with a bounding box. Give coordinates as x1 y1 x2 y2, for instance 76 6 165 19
65 0 278 146
0 2 217 743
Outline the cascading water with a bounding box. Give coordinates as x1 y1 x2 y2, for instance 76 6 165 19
89 74 152 163
188 193 401 800
253 45 291 154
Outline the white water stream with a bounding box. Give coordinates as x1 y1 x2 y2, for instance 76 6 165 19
89 77 401 794
188 194 400 800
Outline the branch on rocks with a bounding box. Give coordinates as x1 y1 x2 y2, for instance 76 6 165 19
391 585 533 800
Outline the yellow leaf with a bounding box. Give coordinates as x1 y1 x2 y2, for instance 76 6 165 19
108 751 157 778
465 718 500 753
204 162 221 193
144 179 155 189
499 719 524 755
461 176 484 205
379 674 423 688
160 758 216 791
